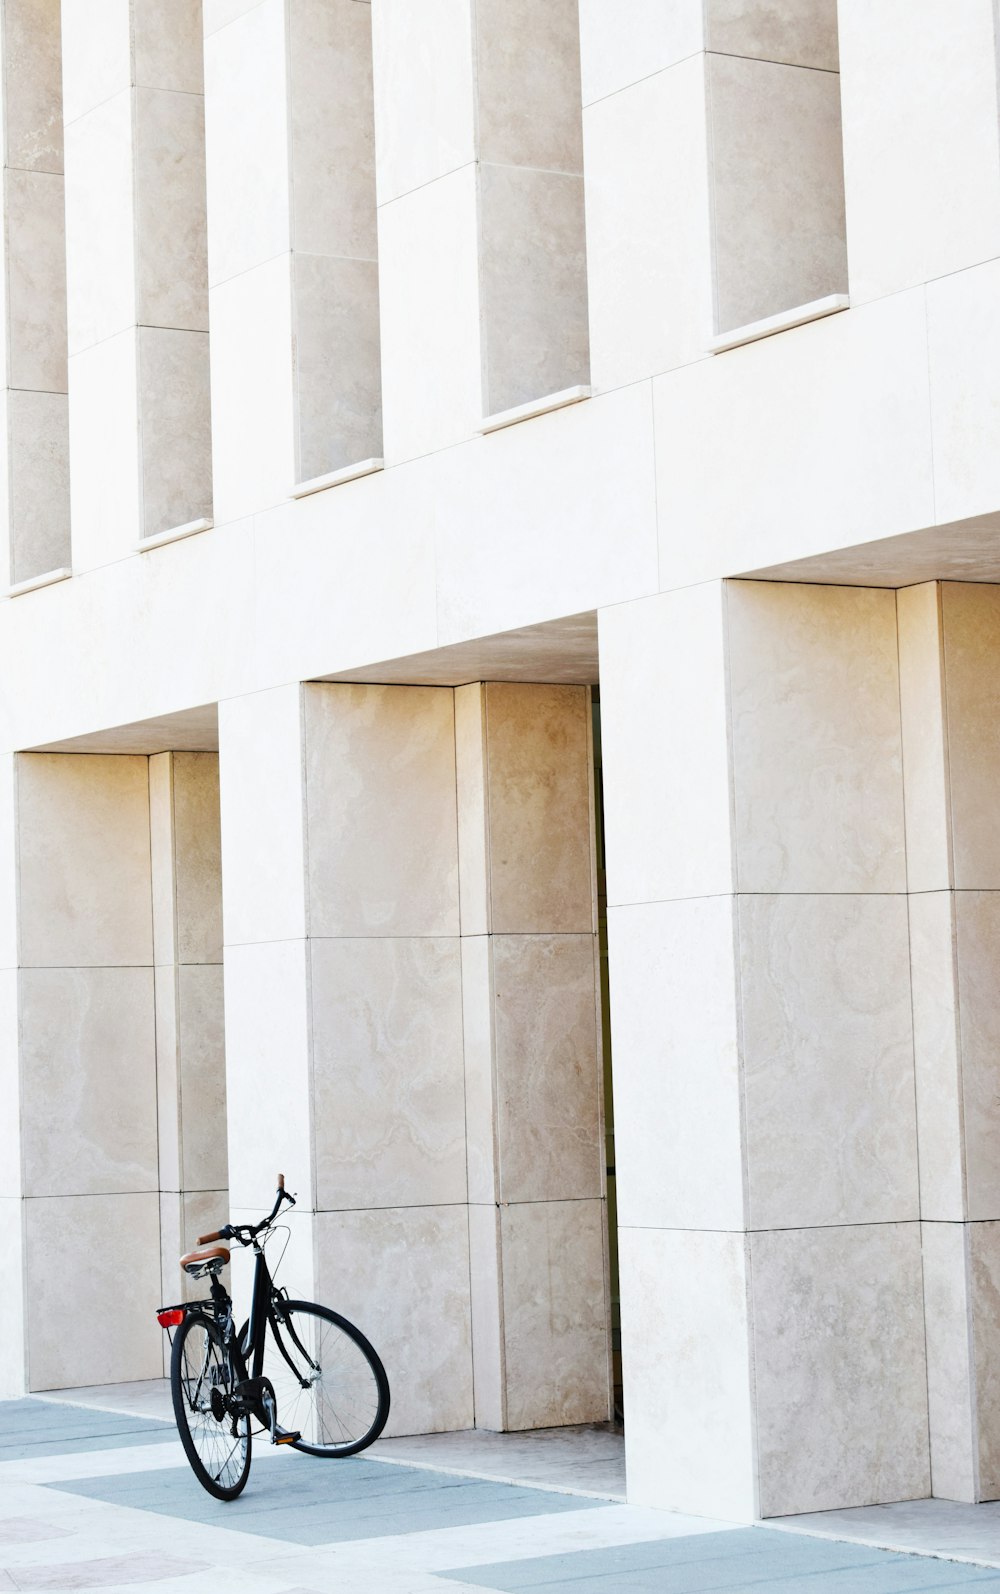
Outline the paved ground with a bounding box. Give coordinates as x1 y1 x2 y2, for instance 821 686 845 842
4 1392 1000 1592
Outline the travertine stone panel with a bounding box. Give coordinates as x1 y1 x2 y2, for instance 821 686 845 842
922 1222 976 1502
292 253 381 479
897 584 952 894
138 328 212 538
27 1195 163 1388
708 54 847 332
316 1206 474 1436
5 0 64 171
727 582 905 894
134 88 208 330
218 685 306 947
0 1197 26 1398
154 964 180 1191
289 0 377 259
838 0 1000 303
619 1226 756 1521
0 970 20 1197
0 756 15 970
493 935 602 1204
476 0 582 170
460 937 496 1206
750 1224 930 1516
927 259 1000 525
177 963 227 1193
739 894 917 1230
578 0 704 106
468 1203 504 1430
609 897 743 1232
20 967 157 1197
304 683 459 937
171 753 224 966
7 390 70 584
16 754 152 967
941 584 1000 891
454 686 489 935
132 0 204 93
706 0 838 69
909 892 964 1223
971 1222 1000 1500
6 167 67 391
956 893 1000 1222
370 0 475 206
499 1201 609 1430
311 936 467 1211
599 585 733 908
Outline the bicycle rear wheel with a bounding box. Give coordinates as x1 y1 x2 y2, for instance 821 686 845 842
262 1299 389 1457
171 1313 251 1499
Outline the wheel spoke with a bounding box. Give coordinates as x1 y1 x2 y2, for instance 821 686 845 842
259 1302 388 1455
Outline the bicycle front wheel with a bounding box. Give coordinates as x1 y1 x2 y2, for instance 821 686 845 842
171 1313 251 1499
263 1300 390 1457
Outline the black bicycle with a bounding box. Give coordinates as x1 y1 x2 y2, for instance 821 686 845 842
156 1175 390 1500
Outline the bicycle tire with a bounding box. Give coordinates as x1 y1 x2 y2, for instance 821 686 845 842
257 1299 390 1457
171 1312 252 1499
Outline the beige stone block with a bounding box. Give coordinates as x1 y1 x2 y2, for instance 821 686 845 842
0 757 17 970
59 0 131 126
6 167 67 393
751 1223 930 1516
454 685 489 936
928 261 1000 525
223 940 311 1210
609 897 744 1231
4 0 64 172
377 165 481 463
598 584 733 909
583 59 711 391
476 0 583 172
654 290 934 587
303 683 459 937
897 584 952 893
311 937 466 1211
740 894 918 1230
942 585 1000 890
921 1221 976 1503
0 970 20 1198
154 964 181 1193
178 963 228 1193
17 753 152 968
204 0 290 286
8 389 70 585
134 87 209 333
706 0 839 70
971 1222 1000 1500
26 1193 163 1388
132 0 204 93
20 967 157 1197
63 90 135 355
148 753 176 967
67 328 141 569
208 255 296 521
957 893 1000 1222
468 1202 504 1429
619 1226 756 1520
315 1205 473 1435
138 327 213 538
578 0 703 106
292 253 382 481
218 685 306 947
493 935 602 1205
461 935 496 1206
500 1200 609 1430
728 582 906 894
838 0 1000 304
479 165 589 416
289 0 377 260
0 1197 27 1397
370 0 475 206
173 753 224 965
909 892 965 1223
708 55 846 331
482 683 594 935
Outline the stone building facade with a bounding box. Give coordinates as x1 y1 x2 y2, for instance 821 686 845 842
2 0 1000 1523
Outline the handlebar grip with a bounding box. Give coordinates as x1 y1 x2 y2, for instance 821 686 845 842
198 1230 223 1244
277 1173 285 1191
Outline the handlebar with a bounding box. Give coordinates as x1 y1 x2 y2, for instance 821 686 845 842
198 1174 295 1248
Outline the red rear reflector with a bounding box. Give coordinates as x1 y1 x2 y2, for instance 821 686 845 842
157 1309 184 1327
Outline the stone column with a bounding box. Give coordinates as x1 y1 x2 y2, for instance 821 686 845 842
61 0 210 566
149 752 228 1330
204 0 380 521
0 0 69 587
580 0 846 387
372 0 588 462
455 683 609 1431
600 580 926 1520
898 582 1000 1503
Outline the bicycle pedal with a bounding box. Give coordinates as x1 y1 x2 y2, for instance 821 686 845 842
272 1427 300 1446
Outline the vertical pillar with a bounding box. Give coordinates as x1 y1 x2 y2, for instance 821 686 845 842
898 582 1000 1502
11 753 161 1390
62 0 210 566
455 683 608 1431
0 755 24 1396
149 752 227 1329
0 0 69 586
580 0 846 389
600 580 927 1519
372 0 588 462
204 0 380 520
